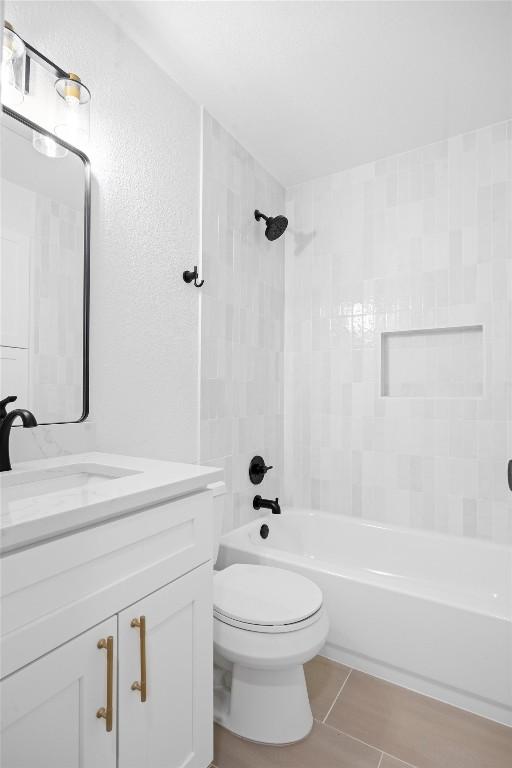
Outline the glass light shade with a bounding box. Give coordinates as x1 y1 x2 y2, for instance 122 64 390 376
1 23 26 106
54 74 90 148
32 130 68 159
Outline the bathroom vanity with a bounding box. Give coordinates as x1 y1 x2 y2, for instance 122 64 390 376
0 452 222 768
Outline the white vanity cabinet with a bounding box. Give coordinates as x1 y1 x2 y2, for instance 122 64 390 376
1 617 118 768
1 567 212 768
0 453 222 768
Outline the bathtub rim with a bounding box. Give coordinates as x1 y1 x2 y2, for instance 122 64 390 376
222 506 512 554
219 509 512 622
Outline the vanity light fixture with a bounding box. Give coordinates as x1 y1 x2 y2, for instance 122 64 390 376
1 21 26 107
1 21 91 153
54 73 91 148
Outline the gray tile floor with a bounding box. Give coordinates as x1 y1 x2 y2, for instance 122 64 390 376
212 656 512 768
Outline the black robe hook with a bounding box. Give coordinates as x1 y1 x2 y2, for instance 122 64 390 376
183 266 204 287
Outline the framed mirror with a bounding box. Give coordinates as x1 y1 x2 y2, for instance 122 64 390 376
0 106 90 424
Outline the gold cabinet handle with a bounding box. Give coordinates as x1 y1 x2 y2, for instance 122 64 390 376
130 615 147 702
96 636 114 732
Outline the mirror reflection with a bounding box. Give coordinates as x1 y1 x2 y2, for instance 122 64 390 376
0 110 88 423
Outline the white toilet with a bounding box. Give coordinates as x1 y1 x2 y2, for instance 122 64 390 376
209 483 329 745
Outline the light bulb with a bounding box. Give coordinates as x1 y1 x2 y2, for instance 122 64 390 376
62 79 81 106
54 73 90 148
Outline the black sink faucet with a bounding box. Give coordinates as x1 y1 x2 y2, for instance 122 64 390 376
253 495 281 515
0 396 37 472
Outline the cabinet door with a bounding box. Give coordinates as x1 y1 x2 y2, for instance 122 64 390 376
118 562 213 768
1 617 117 768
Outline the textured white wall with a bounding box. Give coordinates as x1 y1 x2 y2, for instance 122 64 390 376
6 0 201 464
201 112 285 531
285 121 512 545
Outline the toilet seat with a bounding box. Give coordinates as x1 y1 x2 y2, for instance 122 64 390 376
214 564 323 634
213 564 330 744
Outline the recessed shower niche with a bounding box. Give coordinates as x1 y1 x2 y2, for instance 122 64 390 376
381 325 484 398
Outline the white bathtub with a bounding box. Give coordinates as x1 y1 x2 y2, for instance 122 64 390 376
217 509 512 726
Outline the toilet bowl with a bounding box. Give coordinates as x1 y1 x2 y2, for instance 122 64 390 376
212 563 329 744
208 482 329 744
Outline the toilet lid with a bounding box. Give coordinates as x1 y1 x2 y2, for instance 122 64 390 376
214 564 322 627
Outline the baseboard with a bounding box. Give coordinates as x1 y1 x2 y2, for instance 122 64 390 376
322 642 512 728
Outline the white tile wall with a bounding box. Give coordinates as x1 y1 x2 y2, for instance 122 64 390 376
284 121 512 545
201 111 285 530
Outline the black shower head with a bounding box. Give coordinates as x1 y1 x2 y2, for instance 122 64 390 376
254 209 288 241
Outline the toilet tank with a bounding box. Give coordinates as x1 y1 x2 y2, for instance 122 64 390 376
207 481 226 564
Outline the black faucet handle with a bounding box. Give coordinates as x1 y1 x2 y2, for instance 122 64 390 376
0 396 17 419
249 455 274 485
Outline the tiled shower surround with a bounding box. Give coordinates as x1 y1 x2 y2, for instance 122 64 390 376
201 118 511 543
201 112 285 530
284 121 512 544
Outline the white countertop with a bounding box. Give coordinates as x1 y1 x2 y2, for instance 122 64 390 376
0 452 223 554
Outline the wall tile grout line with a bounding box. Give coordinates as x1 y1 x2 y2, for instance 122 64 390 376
322 668 352 723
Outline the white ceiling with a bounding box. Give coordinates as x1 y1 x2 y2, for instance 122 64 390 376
98 1 512 187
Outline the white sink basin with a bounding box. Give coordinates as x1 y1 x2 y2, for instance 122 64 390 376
1 463 140 503
0 452 223 554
